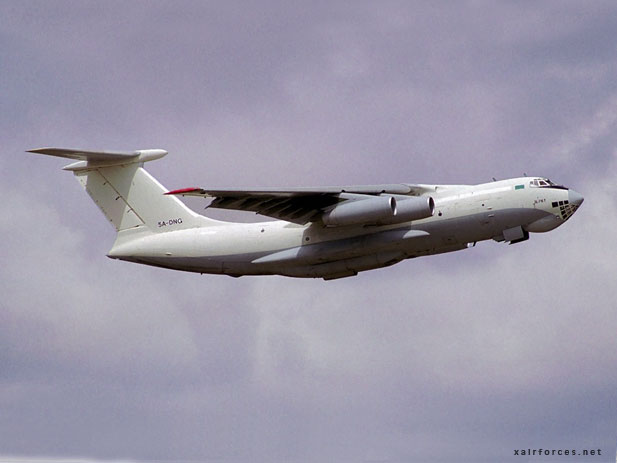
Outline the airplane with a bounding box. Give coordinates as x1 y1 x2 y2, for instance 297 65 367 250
28 147 584 280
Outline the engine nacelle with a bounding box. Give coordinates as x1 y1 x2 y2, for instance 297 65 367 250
322 196 395 226
389 196 435 223
322 195 434 226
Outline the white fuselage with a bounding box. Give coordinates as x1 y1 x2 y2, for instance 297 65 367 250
107 177 582 279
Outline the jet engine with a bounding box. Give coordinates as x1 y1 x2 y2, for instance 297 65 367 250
391 196 435 223
322 195 434 226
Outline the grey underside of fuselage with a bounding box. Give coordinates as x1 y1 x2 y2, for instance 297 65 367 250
114 207 550 278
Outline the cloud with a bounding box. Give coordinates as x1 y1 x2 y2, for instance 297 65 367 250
551 93 617 162
0 459 138 463
1 1 616 462
0 188 200 383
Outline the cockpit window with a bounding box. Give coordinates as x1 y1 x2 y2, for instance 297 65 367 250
530 178 562 188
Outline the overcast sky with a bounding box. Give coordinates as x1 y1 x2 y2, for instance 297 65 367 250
1 1 617 462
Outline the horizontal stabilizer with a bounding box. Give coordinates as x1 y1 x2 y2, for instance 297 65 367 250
28 147 142 161
27 147 168 170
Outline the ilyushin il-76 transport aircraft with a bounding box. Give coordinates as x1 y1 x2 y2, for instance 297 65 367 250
29 147 584 280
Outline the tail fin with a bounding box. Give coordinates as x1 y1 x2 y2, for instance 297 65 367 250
28 147 220 233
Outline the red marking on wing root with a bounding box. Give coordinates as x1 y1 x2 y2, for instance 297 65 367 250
165 187 201 195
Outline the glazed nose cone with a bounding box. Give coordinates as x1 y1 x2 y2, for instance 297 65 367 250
568 190 584 207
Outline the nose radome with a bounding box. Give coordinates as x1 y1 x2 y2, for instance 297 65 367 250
568 189 584 207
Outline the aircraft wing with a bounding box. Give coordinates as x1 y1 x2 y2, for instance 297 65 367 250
165 184 428 224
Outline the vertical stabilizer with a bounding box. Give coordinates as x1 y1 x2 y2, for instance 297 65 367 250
28 147 221 233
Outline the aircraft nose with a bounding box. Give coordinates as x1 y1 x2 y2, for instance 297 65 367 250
568 189 584 207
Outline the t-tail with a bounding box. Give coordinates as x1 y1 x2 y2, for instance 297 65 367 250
27 148 220 244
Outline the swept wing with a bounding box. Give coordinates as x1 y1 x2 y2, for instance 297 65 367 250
166 184 434 224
